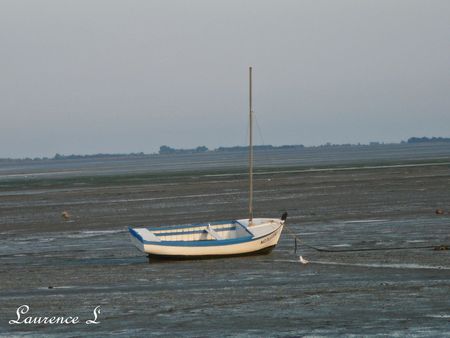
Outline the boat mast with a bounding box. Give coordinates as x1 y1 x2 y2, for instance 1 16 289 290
248 66 253 223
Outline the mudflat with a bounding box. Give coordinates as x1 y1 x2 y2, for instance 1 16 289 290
1 144 449 336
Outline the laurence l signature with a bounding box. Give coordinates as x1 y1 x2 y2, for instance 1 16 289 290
9 305 101 325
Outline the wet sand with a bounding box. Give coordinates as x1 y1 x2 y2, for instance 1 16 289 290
0 145 449 336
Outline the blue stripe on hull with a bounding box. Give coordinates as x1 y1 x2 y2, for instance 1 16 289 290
128 227 144 242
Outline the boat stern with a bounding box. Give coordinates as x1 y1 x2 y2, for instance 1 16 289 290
128 227 145 252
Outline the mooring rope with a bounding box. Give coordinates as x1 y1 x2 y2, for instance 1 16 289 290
283 223 448 253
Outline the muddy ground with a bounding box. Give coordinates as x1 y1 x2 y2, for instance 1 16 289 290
0 145 449 336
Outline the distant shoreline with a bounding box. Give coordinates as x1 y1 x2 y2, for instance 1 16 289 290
1 137 449 162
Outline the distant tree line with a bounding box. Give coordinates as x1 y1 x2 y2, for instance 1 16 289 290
215 144 305 152
159 144 305 154
53 152 146 160
0 152 147 162
159 145 209 154
407 137 450 144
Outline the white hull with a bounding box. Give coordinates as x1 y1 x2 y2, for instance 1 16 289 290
129 218 284 258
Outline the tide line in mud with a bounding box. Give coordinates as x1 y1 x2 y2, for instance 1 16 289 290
204 161 450 178
274 259 450 270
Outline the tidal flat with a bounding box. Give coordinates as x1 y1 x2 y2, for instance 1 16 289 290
0 144 449 337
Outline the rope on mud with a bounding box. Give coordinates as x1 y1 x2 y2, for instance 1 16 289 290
283 223 448 253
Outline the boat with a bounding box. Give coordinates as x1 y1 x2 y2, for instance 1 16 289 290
128 67 287 259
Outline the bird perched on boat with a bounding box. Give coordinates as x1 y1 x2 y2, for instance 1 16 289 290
298 256 309 264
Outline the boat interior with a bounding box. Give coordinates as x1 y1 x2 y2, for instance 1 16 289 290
147 218 281 242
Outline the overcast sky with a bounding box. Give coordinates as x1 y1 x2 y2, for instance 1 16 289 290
0 0 449 158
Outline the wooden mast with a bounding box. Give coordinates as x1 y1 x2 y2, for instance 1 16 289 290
248 67 253 223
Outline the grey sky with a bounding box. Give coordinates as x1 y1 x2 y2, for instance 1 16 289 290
1 0 449 158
